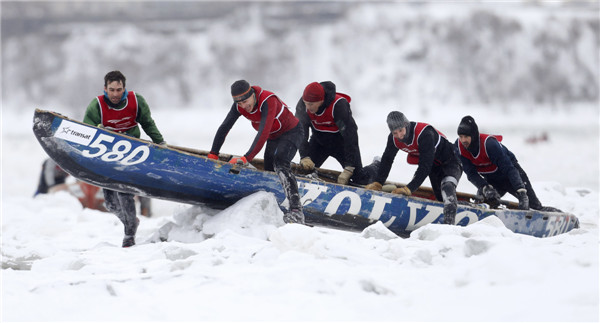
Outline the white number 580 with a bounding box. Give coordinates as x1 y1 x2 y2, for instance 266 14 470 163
82 134 150 166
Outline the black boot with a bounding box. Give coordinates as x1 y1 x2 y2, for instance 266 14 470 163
283 208 305 224
443 203 456 225
275 166 305 225
122 236 135 248
122 217 140 248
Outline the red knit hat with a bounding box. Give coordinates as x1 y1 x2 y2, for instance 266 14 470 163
302 82 325 102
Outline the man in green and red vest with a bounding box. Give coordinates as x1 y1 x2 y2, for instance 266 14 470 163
83 70 165 247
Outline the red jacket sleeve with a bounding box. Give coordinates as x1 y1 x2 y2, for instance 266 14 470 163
244 98 277 161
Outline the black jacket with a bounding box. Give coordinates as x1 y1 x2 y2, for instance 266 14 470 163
454 136 525 191
295 81 361 168
376 122 457 192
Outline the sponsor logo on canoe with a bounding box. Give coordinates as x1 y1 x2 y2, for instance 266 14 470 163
55 120 96 145
296 183 574 236
297 182 479 230
54 121 151 166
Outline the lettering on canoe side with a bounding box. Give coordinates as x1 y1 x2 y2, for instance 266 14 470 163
296 182 481 230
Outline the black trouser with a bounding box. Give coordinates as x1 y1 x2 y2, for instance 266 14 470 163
484 162 543 210
307 133 375 185
429 159 462 224
263 124 304 211
103 189 137 236
429 160 463 202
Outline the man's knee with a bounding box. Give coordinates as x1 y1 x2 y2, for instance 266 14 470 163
441 176 458 204
103 189 120 213
441 176 458 225
441 176 457 189
273 157 292 173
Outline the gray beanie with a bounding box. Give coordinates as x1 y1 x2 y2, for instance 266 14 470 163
387 111 410 131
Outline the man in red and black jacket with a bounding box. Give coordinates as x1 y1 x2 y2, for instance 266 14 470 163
454 115 558 211
208 80 305 224
365 111 462 225
295 81 378 185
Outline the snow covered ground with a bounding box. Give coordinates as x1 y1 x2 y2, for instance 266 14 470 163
1 104 598 322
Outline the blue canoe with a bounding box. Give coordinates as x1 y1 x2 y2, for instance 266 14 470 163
32 109 579 238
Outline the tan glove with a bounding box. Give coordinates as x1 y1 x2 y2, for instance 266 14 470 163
299 157 315 171
392 186 412 196
365 182 383 191
337 166 355 185
382 184 397 193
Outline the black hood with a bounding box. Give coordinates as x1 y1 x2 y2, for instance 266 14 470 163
457 116 480 155
399 121 416 145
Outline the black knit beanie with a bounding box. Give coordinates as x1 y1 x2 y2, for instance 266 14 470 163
231 80 254 102
457 115 479 138
387 111 410 132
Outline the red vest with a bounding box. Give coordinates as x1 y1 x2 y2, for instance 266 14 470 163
458 133 503 174
237 86 289 136
97 91 138 132
307 93 351 133
394 122 446 165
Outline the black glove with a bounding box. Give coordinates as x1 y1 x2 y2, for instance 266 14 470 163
480 184 501 208
516 188 529 210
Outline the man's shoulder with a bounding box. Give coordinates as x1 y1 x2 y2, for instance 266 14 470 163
332 97 352 118
484 135 502 148
484 137 508 157
132 91 146 100
132 92 150 109
84 97 101 112
333 95 351 107
418 124 437 137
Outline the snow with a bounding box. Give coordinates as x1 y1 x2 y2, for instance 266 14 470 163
2 103 599 322
2 2 599 322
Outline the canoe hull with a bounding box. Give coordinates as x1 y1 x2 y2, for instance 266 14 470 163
33 109 579 238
